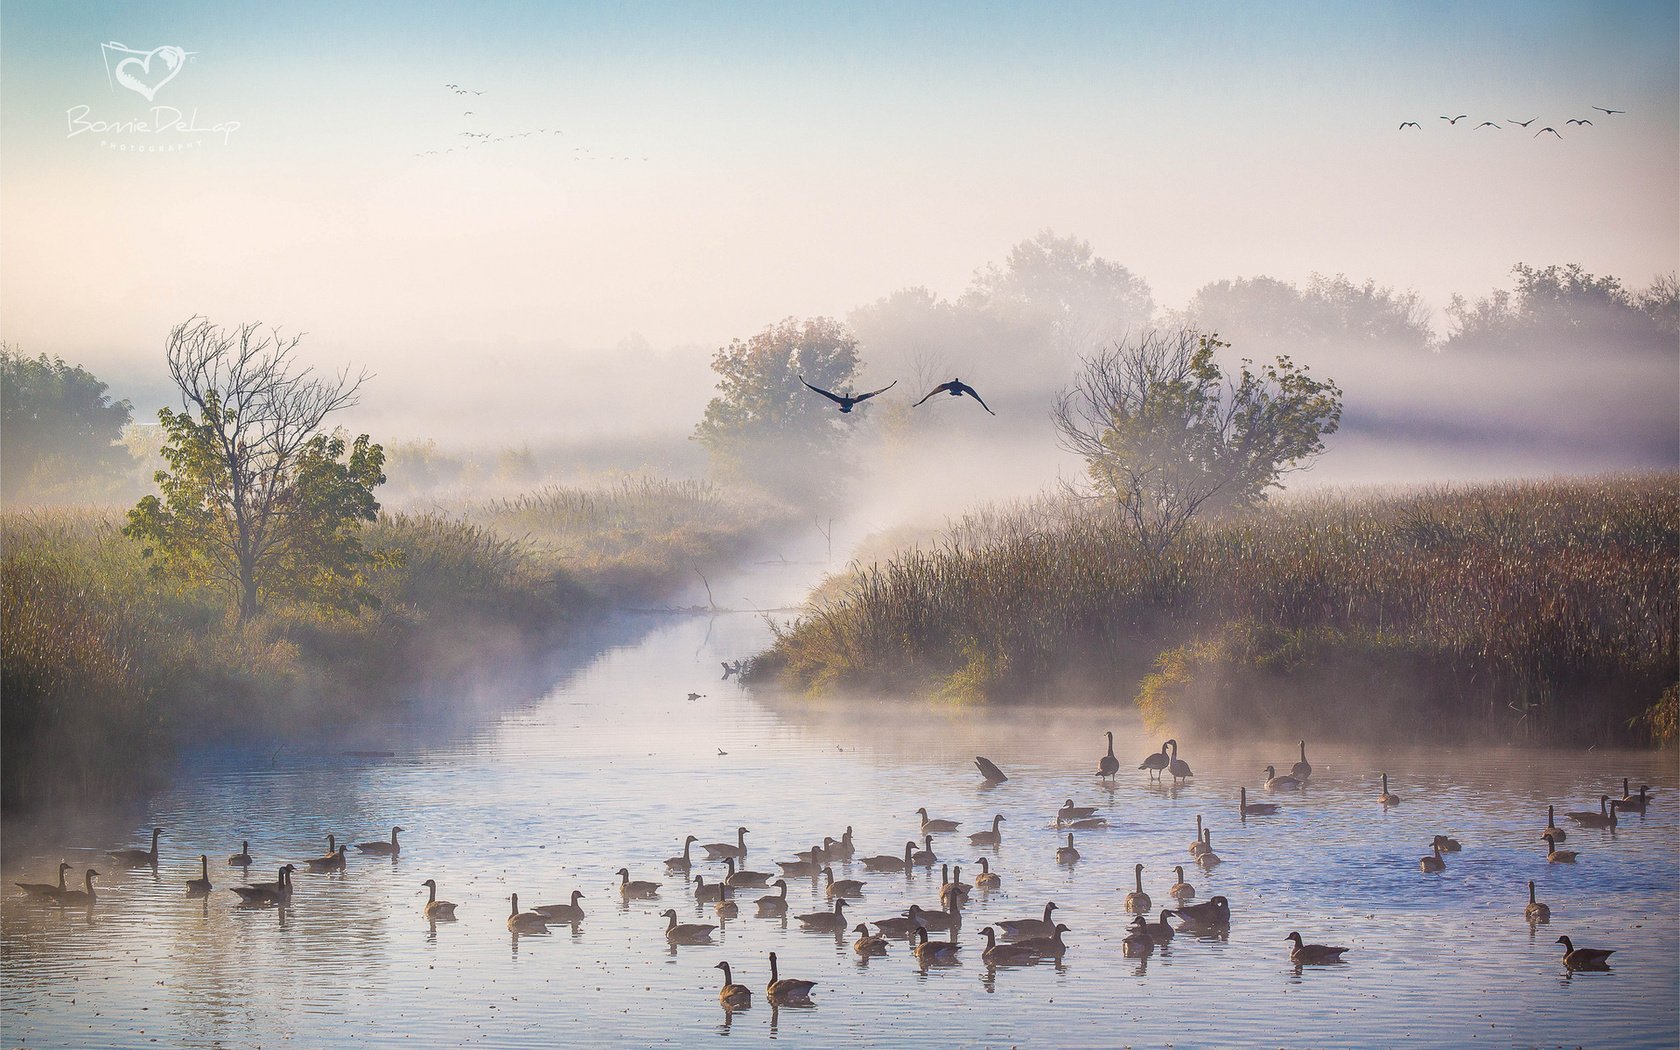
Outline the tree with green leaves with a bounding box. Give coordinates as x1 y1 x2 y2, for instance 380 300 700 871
124 318 385 623
692 316 861 500
1053 329 1342 557
0 346 134 502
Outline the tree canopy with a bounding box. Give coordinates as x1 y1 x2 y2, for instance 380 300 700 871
124 318 384 622
1446 264 1678 355
1054 330 1343 556
0 347 134 502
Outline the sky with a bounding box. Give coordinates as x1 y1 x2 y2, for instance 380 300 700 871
1 1 1676 440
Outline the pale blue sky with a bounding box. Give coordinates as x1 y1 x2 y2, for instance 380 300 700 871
2 1 1675 403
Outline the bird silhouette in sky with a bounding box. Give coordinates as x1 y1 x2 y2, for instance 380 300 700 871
1475 121 1501 129
1566 118 1593 126
914 379 995 415
1399 121 1420 129
1535 127 1563 139
1441 114 1468 124
1509 118 1536 127
799 376 897 413
1592 106 1626 115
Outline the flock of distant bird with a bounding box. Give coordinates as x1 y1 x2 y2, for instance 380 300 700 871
412 84 649 161
1399 105 1626 138
13 728 1652 1017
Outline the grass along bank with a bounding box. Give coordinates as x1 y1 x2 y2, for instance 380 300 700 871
753 475 1679 747
1 478 793 813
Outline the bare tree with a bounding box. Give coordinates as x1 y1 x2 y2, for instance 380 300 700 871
1053 329 1342 558
128 317 379 622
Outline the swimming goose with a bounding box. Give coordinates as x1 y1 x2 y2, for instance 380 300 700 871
1138 741 1170 779
912 926 962 965
1059 799 1099 820
938 865 966 910
908 899 962 933
916 807 961 834
355 826 403 855
829 828 856 860
1169 865 1195 901
724 857 772 888
765 952 816 1003
1611 783 1650 813
824 868 865 899
975 756 1009 784
794 839 838 863
231 865 292 905
1056 833 1080 865
981 925 1042 965
420 879 458 920
1286 931 1349 964
1134 911 1175 943
1379 774 1401 806
1098 731 1120 781
1291 740 1312 781
531 890 585 922
692 875 726 902
1058 814 1109 830
1122 920 1155 956
861 841 915 873
1431 834 1463 853
228 842 252 867
911 836 938 868
974 858 1002 890
775 848 825 879
58 869 100 906
714 885 739 918
1525 880 1550 922
1167 895 1231 930
661 908 716 943
946 865 972 901
617 867 661 898
1124 864 1152 913
702 827 749 861
1167 740 1194 784
16 862 71 900
1555 935 1614 970
714 961 752 1008
109 827 163 867
507 895 549 933
1564 796 1617 829
996 901 1058 940
1195 831 1221 868
1542 805 1568 843
186 855 213 896
665 835 700 871
1009 922 1070 957
1420 842 1446 873
1189 816 1209 858
853 923 889 955
303 845 348 872
756 880 790 915
1241 787 1280 816
1543 834 1577 863
796 898 848 932
1262 765 1301 792
968 815 1006 847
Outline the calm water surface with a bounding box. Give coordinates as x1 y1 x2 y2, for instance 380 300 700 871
3 558 1676 1049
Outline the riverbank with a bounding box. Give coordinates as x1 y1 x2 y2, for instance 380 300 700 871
0 477 795 813
753 474 1679 747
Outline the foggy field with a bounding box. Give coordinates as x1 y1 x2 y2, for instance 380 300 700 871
757 475 1679 745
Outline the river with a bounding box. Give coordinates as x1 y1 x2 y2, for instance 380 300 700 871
2 552 1675 1048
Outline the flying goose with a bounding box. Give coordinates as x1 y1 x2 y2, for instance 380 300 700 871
913 378 994 415
1398 121 1421 130
800 375 897 413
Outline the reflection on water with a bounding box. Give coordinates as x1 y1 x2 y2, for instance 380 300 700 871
2 562 1676 1048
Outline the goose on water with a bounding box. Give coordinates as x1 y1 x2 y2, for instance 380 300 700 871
228 842 252 867
58 869 101 907
1098 731 1120 781
1262 764 1301 792
980 925 1043 965
912 926 962 965
911 835 938 868
1056 833 1080 865
185 855 212 896
1542 805 1568 843
1138 741 1170 780
724 857 773 888
1525 880 1550 923
824 868 865 899
665 835 699 871
974 857 1002 890
968 815 1006 847
1168 741 1194 784
1195 830 1222 868
861 841 915 873
1543 834 1578 863
692 875 726 902
757 880 790 915
1168 865 1196 901
1004 922 1070 958
617 867 661 899
661 908 716 943
15 862 71 900
701 827 749 861
1134 911 1175 943
1379 774 1401 806
1241 787 1280 816
1555 935 1614 970
109 827 163 867
354 826 403 855
714 961 752 1008
1124 864 1152 913
1420 841 1446 873
1565 796 1617 829
1167 895 1231 930
1291 740 1312 781
1286 931 1349 964
975 756 1009 784
852 923 889 955
795 897 849 932
531 890 585 922
507 895 549 933
996 901 1058 940
916 807 961 834
420 879 458 920
765 952 816 1003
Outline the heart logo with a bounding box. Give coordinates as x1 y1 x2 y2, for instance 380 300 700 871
112 46 186 102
